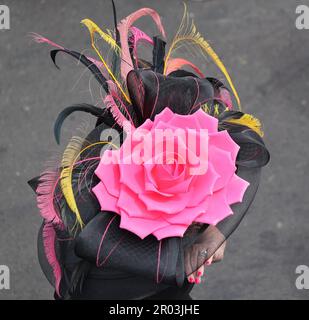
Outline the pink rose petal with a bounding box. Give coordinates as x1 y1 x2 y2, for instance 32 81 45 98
92 182 119 213
195 189 233 225
164 197 208 225
209 130 239 162
117 184 162 219
119 210 169 239
152 107 174 127
208 145 236 191
194 109 219 133
119 162 144 192
226 174 250 204
94 150 120 197
152 224 188 240
187 163 219 207
138 190 190 214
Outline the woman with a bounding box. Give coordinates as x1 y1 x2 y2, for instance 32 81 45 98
29 2 269 300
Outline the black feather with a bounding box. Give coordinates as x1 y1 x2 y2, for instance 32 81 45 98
111 0 121 76
206 77 227 90
152 36 166 73
63 261 91 299
54 104 105 144
50 49 109 93
111 0 120 46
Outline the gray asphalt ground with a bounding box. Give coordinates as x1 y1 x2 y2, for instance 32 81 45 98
0 0 308 300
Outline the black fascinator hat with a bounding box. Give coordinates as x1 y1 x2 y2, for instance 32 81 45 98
29 2 269 298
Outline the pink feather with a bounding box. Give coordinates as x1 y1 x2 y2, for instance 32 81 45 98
118 8 166 80
36 170 64 227
104 81 135 127
165 58 205 78
42 222 62 297
30 32 65 50
104 94 128 127
30 33 107 75
217 87 233 110
129 27 154 46
129 27 154 67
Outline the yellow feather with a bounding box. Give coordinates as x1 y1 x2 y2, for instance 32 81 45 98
61 139 119 232
81 19 120 51
201 103 210 113
81 19 131 103
164 3 241 109
226 114 264 137
106 28 115 38
214 104 220 116
60 136 85 230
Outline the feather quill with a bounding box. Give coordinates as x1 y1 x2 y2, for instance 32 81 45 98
81 19 130 103
111 0 121 76
118 8 166 80
163 3 241 109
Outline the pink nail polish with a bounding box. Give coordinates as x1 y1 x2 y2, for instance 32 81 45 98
195 278 201 284
197 271 202 276
189 277 194 283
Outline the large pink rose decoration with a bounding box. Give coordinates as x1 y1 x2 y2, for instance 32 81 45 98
92 107 249 240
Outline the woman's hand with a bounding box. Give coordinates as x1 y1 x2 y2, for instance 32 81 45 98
184 225 226 284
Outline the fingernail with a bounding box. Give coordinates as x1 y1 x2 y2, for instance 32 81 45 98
197 271 202 276
189 277 194 283
195 278 201 284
